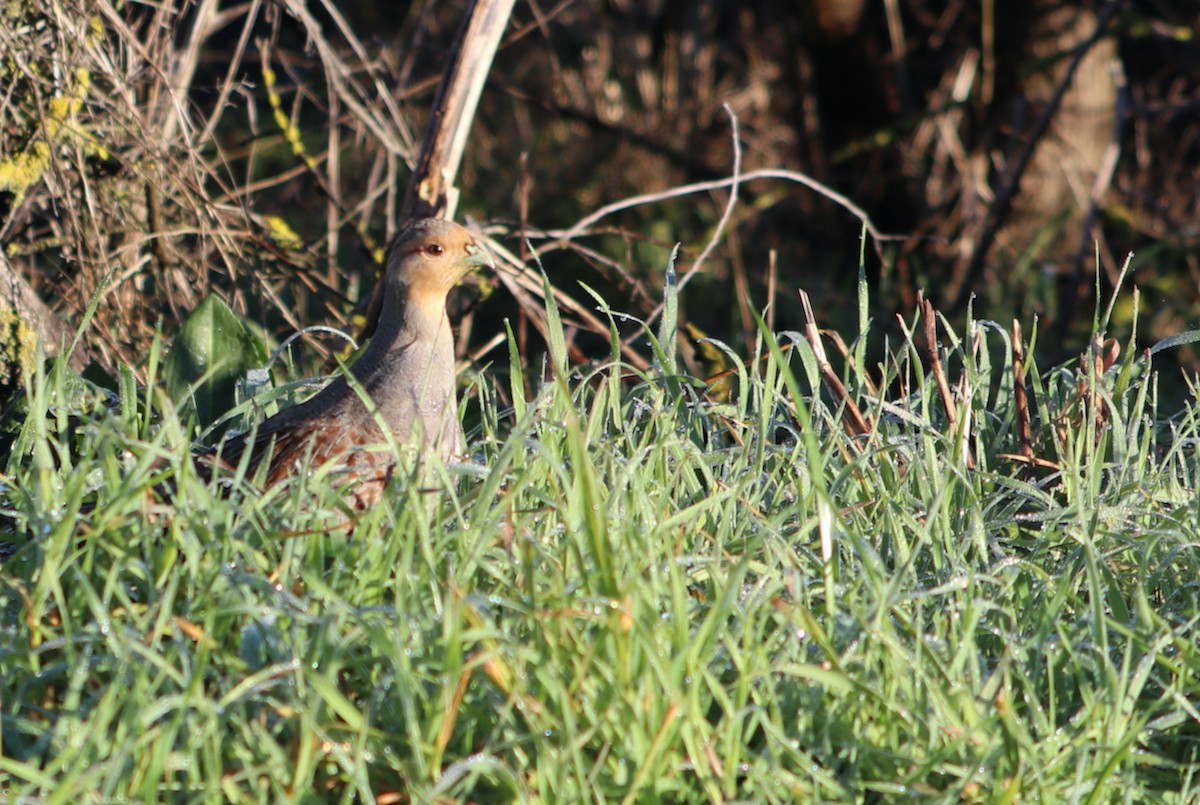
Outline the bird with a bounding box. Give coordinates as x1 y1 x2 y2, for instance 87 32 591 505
0 221 489 558
200 217 492 510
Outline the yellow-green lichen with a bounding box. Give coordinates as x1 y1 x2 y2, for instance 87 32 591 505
1 66 104 199
0 141 51 202
263 215 304 251
262 64 318 167
44 68 90 137
0 297 39 389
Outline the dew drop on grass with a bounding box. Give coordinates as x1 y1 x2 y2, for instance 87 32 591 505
543 729 553 738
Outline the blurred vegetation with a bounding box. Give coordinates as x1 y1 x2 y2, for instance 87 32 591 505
0 0 1197 408
4 3 1200 800
5 230 1200 802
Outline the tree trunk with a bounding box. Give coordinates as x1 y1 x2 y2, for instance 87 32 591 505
1002 4 1119 266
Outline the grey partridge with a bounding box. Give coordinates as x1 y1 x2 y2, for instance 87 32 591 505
204 217 492 509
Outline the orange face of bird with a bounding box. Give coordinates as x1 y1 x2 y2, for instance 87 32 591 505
387 218 493 300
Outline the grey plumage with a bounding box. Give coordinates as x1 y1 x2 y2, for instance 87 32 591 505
206 218 492 505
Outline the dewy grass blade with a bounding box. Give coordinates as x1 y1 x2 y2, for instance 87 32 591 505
3 244 1199 802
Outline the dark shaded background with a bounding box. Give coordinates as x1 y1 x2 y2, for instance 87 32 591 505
1 0 1197 397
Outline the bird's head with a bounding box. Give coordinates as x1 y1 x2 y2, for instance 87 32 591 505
385 218 493 303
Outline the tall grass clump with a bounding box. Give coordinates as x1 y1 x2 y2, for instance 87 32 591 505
2 252 1200 803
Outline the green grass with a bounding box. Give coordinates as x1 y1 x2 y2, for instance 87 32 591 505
3 270 1200 803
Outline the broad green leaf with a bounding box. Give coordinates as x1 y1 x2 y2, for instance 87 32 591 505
163 294 266 429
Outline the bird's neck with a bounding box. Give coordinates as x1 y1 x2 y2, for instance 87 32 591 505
350 284 453 391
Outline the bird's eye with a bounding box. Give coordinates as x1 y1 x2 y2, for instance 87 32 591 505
424 243 445 256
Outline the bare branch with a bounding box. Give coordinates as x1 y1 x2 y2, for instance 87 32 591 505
401 0 518 221
558 168 904 252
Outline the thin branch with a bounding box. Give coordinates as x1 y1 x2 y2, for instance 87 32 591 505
923 298 958 436
559 168 904 252
801 290 872 439
630 106 742 344
676 104 741 294
1011 318 1034 465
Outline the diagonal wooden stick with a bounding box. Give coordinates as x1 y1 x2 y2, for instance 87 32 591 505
400 0 517 221
800 290 872 438
361 0 516 340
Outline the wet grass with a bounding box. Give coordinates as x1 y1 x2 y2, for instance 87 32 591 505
3 271 1200 802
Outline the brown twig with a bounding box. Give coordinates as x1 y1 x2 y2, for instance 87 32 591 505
923 297 958 436
486 235 653 372
1011 319 1034 466
800 290 871 439
819 328 879 399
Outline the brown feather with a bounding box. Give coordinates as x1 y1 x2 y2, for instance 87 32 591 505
195 218 492 510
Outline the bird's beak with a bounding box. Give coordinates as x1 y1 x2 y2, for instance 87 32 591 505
463 241 494 271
